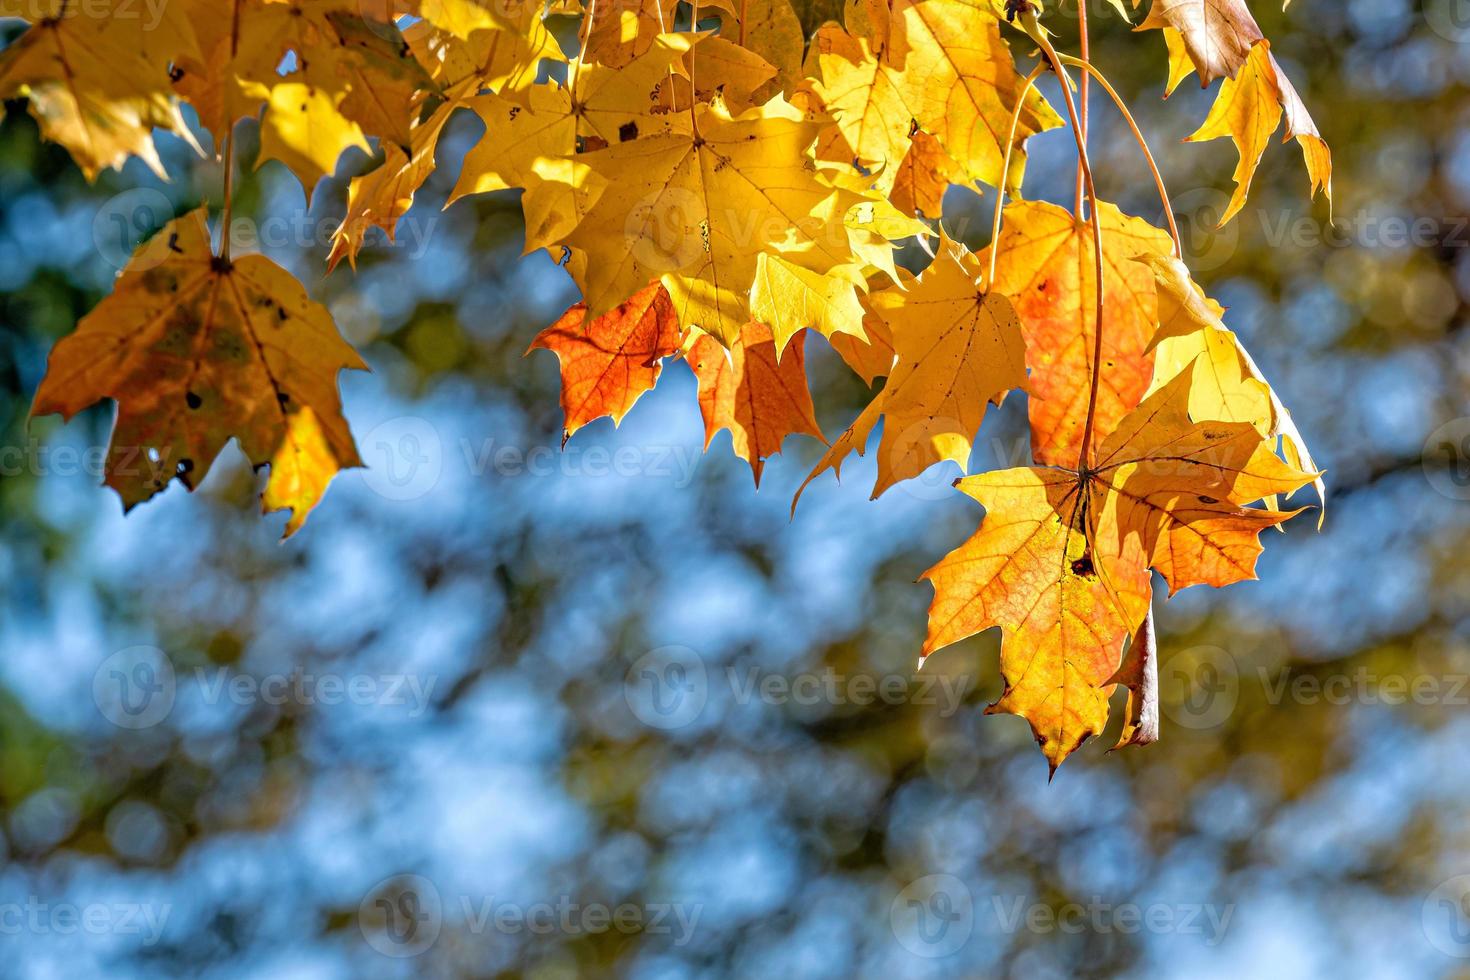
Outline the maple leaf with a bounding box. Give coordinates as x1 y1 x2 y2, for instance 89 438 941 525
797 234 1026 504
812 0 1061 196
1138 253 1324 513
528 282 681 443
687 322 825 485
749 252 867 355
0 0 199 178
448 35 695 204
922 366 1317 772
660 35 780 116
826 273 903 386
555 94 860 347
331 6 603 267
1136 0 1263 87
405 0 563 103
581 0 680 68
244 62 373 202
711 0 805 98
1184 40 1331 226
889 131 961 219
328 102 455 271
30 209 367 537
985 200 1174 469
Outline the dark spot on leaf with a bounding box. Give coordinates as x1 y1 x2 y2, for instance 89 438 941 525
185 391 202 409
619 121 639 142
1070 556 1094 577
168 233 183 254
1198 494 1219 504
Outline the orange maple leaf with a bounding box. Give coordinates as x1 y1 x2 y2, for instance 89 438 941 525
687 322 825 486
985 200 1174 469
922 365 1317 772
528 282 682 444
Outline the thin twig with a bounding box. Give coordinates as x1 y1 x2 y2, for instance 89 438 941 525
1075 0 1089 218
1057 53 1182 258
219 125 236 263
568 0 598 96
687 0 700 136
988 64 1049 286
1019 8 1106 470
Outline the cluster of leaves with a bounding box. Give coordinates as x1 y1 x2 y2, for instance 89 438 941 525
4 0 1331 770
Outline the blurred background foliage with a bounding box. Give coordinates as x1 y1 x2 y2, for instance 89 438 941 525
4 1 1470 977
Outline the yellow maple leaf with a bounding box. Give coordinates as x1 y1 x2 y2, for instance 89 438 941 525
749 252 867 355
1185 40 1331 225
581 0 681 68
922 366 1317 772
328 102 455 270
1138 252 1325 514
245 64 373 198
796 234 1027 504
449 35 695 204
405 0 563 103
556 94 859 347
31 209 367 537
0 0 198 178
813 0 1061 195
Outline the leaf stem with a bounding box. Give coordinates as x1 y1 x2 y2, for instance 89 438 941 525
688 0 700 137
987 64 1048 287
650 0 678 114
219 124 236 263
1018 7 1106 470
1074 0 1089 218
1056 53 1182 258
569 0 598 96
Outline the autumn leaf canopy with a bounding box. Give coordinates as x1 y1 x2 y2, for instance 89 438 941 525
10 0 1332 770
